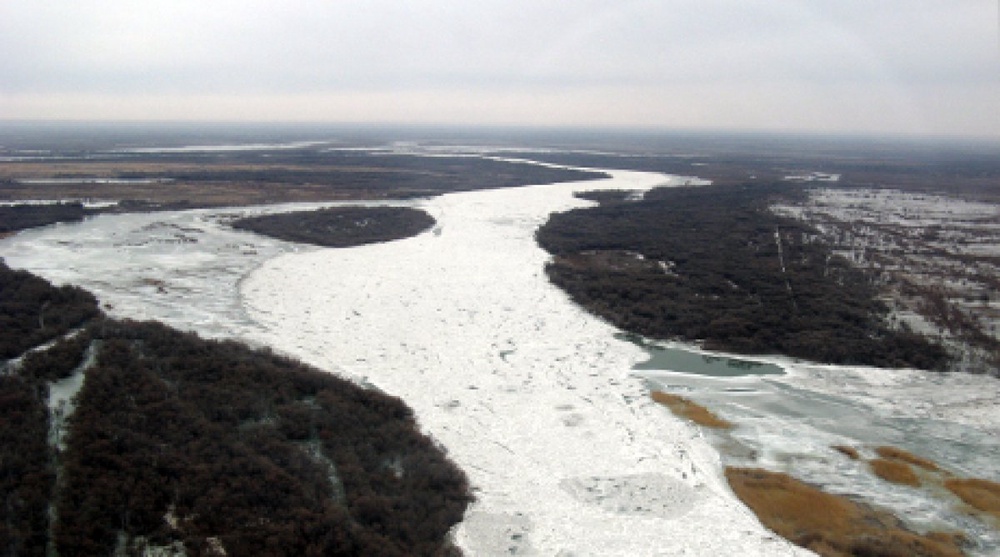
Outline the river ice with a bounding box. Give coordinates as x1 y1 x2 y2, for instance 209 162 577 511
4 154 999 555
238 170 810 556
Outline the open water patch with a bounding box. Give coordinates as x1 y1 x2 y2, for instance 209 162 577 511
617 333 783 377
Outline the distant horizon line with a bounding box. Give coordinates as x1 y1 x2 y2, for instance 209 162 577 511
1 118 998 147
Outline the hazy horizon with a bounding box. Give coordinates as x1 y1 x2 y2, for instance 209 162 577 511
2 1 999 139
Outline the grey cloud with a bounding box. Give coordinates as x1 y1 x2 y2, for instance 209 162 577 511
0 0 996 135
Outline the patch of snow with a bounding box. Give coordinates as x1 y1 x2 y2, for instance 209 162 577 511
48 340 98 451
782 172 840 182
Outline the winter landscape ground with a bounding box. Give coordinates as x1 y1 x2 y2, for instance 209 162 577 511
2 128 999 555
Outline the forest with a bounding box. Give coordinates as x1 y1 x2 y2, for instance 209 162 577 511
0 258 99 359
536 183 951 370
0 202 90 234
0 261 472 556
232 207 436 248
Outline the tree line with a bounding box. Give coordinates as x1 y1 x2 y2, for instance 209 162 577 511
0 258 99 360
536 183 950 370
232 207 436 248
0 261 472 556
0 203 89 234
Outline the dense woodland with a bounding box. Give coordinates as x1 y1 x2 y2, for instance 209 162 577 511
0 259 99 359
0 261 472 556
0 373 53 557
232 207 436 248
537 183 950 370
0 203 90 234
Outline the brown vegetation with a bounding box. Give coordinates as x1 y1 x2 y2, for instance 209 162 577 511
871 459 921 487
0 152 605 208
725 467 965 557
876 446 941 472
945 478 1000 519
832 445 860 460
650 391 733 429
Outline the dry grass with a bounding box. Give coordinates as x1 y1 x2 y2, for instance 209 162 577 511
726 467 965 557
871 458 921 487
0 161 402 179
832 445 860 460
650 391 733 429
945 478 1000 519
876 446 941 471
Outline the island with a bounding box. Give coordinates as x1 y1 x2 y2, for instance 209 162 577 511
231 206 436 248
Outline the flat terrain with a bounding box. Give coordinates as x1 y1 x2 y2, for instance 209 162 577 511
3 128 999 555
774 188 1000 371
0 149 605 208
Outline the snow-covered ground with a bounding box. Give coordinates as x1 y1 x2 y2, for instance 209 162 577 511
4 155 1000 555
0 200 412 340
774 188 1000 373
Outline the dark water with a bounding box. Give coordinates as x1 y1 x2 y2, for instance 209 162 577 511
619 333 784 376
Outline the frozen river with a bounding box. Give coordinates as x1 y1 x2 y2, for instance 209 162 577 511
3 156 999 555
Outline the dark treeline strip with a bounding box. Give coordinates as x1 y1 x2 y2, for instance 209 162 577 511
120 152 607 195
0 202 89 234
0 375 54 557
536 183 950 370
232 207 436 248
55 319 471 556
0 258 100 360
17 332 92 383
0 201 213 236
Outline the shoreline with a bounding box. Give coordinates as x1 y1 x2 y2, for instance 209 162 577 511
4 153 996 553
239 171 808 555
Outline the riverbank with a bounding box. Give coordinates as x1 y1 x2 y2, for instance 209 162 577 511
240 170 809 555
6 150 998 554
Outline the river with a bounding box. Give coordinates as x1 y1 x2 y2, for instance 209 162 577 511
3 149 998 555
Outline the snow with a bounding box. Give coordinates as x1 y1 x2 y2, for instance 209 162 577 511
239 171 809 556
7 156 998 554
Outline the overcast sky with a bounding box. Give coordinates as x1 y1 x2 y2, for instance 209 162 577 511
1 0 998 138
